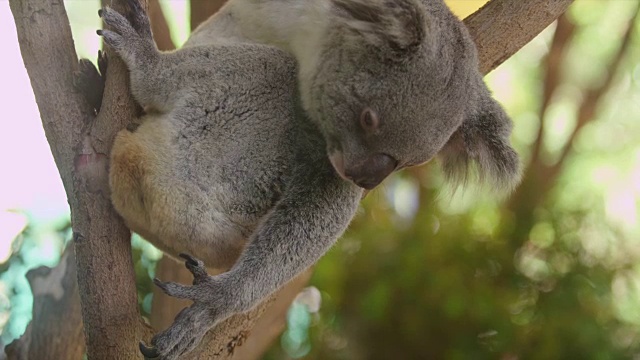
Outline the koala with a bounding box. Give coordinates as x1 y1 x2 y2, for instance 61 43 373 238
191 0 520 190
95 0 520 358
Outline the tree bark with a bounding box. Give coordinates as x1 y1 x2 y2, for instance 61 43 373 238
231 270 313 359
5 250 84 360
465 0 575 74
7 0 575 358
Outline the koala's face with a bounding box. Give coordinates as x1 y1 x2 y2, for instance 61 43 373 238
305 47 469 189
297 0 473 189
299 0 520 192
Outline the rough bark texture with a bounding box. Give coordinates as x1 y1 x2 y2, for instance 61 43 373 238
465 0 575 74
7 0 575 358
5 251 84 360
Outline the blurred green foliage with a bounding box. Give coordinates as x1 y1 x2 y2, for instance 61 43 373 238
0 214 70 347
2 0 640 359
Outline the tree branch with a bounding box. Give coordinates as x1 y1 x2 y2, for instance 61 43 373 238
231 270 313 359
10 0 149 358
5 250 84 360
465 0 575 74
8 0 89 193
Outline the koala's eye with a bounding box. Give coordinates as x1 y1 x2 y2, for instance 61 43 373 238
360 108 380 132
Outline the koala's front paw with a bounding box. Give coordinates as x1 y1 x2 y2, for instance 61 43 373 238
140 254 231 359
97 0 154 66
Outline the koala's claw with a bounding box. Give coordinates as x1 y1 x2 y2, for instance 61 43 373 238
179 253 208 283
178 253 201 266
97 8 130 50
139 341 160 359
97 50 108 81
142 254 230 358
153 278 195 299
153 254 210 299
97 5 154 62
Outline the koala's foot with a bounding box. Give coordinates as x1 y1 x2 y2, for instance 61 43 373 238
97 0 155 68
73 51 108 113
140 254 232 359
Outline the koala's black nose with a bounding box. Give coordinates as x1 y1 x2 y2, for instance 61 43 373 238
345 153 397 190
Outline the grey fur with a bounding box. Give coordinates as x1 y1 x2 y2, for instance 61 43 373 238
101 0 520 358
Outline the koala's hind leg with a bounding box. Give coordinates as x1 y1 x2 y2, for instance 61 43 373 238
98 2 173 112
109 129 149 230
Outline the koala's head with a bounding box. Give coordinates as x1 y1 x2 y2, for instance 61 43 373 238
297 0 520 191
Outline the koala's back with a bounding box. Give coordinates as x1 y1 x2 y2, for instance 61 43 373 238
110 43 325 267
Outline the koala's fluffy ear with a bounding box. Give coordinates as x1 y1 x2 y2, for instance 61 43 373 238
330 0 427 57
438 94 522 193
